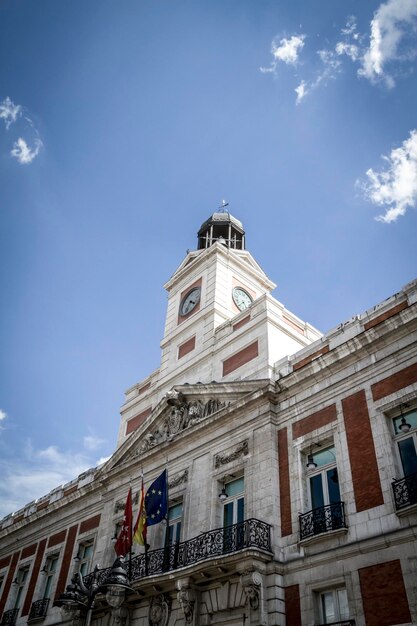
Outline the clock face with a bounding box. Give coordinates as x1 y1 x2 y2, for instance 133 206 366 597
179 287 201 316
232 287 253 311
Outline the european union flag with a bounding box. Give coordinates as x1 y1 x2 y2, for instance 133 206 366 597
145 469 168 526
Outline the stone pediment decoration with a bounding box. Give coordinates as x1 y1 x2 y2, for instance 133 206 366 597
114 491 139 514
215 440 249 468
139 391 227 454
148 594 171 626
240 571 266 626
169 468 189 489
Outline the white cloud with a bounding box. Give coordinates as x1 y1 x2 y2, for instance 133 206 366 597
0 409 7 421
0 97 21 129
336 41 360 61
260 34 306 73
96 455 111 467
359 129 417 223
83 434 107 451
11 137 42 164
359 0 417 86
295 81 308 104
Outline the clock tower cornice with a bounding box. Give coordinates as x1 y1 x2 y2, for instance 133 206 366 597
163 241 276 294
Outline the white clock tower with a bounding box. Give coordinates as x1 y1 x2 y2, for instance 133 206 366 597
118 211 321 445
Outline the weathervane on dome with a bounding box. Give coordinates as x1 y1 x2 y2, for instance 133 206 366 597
219 199 229 212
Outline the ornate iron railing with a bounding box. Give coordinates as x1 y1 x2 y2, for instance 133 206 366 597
392 472 417 510
299 502 347 540
1 609 19 626
27 598 50 622
315 621 355 626
130 518 271 580
81 519 271 591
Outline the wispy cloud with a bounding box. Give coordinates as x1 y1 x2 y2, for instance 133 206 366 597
0 409 7 422
83 434 107 451
359 0 417 87
358 129 417 223
0 437 113 518
261 0 417 103
260 34 306 73
11 137 43 165
0 97 21 129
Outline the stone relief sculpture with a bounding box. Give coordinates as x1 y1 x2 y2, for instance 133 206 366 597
177 588 196 624
139 392 226 453
168 468 189 489
148 594 171 626
214 440 249 468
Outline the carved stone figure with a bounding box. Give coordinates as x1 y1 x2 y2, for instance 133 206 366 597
215 440 249 468
177 589 196 624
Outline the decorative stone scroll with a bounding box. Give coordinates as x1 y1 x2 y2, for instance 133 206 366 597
215 440 249 468
169 468 189 489
139 392 226 453
148 594 171 626
240 571 266 626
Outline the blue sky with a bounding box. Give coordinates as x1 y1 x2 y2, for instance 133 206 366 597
0 0 416 517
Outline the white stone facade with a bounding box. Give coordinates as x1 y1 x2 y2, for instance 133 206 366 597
0 215 416 626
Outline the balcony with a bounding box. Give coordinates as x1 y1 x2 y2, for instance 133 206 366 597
28 599 50 623
392 472 417 511
1 609 19 626
299 502 347 541
83 518 271 588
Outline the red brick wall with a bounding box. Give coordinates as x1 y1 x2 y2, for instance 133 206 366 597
178 336 196 359
0 551 20 615
292 404 337 439
342 390 383 512
0 556 11 570
233 315 250 331
138 382 151 395
54 524 78 601
371 362 417 401
293 345 329 371
364 301 408 330
63 485 78 497
222 341 259 376
359 560 411 626
48 530 67 548
21 544 36 560
21 539 47 616
284 584 302 626
126 406 152 435
79 514 101 534
278 428 292 537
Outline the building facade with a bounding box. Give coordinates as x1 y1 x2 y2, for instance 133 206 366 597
0 212 416 626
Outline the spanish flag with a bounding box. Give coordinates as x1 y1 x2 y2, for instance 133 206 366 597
133 478 147 546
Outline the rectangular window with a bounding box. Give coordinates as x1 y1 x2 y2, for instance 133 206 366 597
43 554 59 599
77 540 94 577
222 476 245 552
301 446 346 538
14 566 30 610
393 408 417 477
166 502 183 545
317 588 349 624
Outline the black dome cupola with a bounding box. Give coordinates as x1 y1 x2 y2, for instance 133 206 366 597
197 211 245 250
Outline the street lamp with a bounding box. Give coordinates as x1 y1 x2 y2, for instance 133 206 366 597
55 557 132 626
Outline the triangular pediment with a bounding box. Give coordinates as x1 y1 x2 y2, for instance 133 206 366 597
103 380 267 472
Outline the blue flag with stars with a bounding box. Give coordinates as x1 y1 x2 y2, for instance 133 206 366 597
145 469 168 526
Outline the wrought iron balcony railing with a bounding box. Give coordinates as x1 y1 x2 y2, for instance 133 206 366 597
1 609 19 626
28 598 50 622
82 518 271 589
299 502 347 541
392 472 417 510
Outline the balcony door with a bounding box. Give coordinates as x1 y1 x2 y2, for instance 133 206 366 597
223 477 244 553
308 447 342 534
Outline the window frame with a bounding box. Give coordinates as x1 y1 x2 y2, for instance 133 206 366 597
392 407 417 479
76 539 95 577
316 586 350 624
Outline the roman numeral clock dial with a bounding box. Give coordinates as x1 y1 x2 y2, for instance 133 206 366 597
232 287 253 311
179 287 201 316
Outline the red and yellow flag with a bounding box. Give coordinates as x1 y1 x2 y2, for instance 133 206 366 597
133 478 147 546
